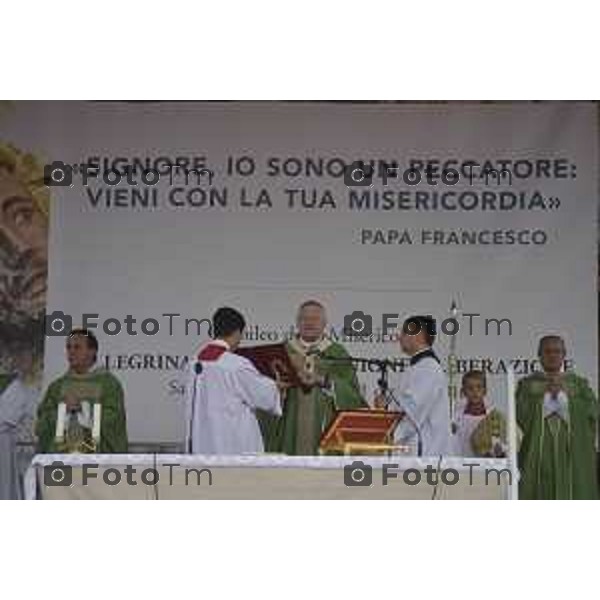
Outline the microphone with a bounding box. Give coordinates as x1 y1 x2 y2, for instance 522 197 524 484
187 361 203 454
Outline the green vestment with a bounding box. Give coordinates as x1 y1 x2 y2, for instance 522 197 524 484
260 339 366 455
516 372 598 500
36 368 128 453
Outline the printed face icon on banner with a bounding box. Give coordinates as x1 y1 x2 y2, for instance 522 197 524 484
0 143 49 379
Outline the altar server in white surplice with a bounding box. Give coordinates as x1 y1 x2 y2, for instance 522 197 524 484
376 315 451 456
185 307 283 455
0 347 40 499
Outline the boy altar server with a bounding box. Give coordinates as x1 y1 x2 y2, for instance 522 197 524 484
453 370 508 458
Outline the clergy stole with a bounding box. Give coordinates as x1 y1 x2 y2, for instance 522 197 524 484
295 368 325 456
36 369 128 453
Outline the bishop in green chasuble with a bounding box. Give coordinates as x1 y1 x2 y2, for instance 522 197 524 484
260 301 366 455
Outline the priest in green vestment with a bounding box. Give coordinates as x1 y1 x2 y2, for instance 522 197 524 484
260 300 366 455
516 335 598 500
36 329 128 453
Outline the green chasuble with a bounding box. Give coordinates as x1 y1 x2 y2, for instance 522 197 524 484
260 339 367 455
516 372 599 500
36 368 128 453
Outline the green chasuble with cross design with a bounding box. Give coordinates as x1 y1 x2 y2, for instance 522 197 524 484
516 371 599 500
259 339 367 455
35 368 128 453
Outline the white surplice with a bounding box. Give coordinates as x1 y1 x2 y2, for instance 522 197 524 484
185 340 282 454
0 377 40 500
393 349 451 456
452 400 489 457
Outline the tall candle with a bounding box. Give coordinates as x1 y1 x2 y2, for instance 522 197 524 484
506 366 519 500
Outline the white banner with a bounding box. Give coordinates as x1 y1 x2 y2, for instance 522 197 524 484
1 101 596 444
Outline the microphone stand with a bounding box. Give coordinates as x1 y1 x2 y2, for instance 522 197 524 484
187 361 203 454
